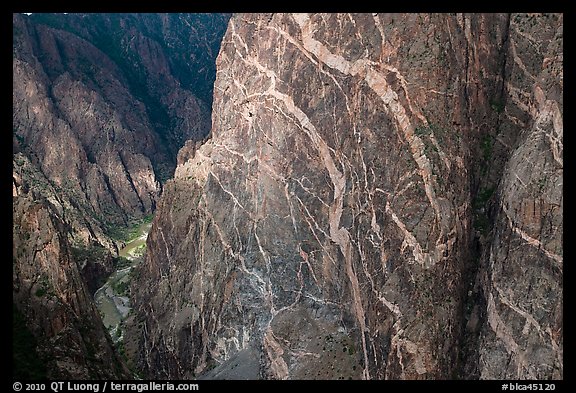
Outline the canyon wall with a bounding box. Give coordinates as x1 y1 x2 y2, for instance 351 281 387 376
474 13 563 379
134 13 562 380
13 13 229 240
12 12 230 378
13 154 129 378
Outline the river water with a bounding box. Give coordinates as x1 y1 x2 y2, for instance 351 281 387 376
94 221 152 342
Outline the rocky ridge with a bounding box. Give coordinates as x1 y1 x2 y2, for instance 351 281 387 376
13 12 230 378
134 13 562 380
13 13 229 244
13 154 129 379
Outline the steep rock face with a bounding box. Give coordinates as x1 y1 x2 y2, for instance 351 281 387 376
134 13 562 379
30 13 232 151
13 12 229 287
475 14 563 379
13 155 129 379
12 12 230 378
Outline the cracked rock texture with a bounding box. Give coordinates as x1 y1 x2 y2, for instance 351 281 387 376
13 12 229 258
12 13 230 378
133 13 562 379
474 13 563 379
13 154 129 379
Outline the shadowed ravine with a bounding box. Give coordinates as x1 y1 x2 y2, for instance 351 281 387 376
13 12 230 379
95 221 152 339
13 12 562 381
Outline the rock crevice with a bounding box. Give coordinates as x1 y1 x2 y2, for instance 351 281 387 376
132 13 562 380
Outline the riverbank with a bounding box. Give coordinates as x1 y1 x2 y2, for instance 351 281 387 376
94 220 152 343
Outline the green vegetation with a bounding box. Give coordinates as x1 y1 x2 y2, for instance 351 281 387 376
414 120 448 145
35 287 47 297
14 133 26 147
489 98 505 113
13 305 47 379
115 256 133 270
481 134 494 162
107 214 152 243
131 244 147 258
112 279 129 296
415 126 431 137
30 13 80 36
34 275 52 298
205 359 218 371
116 340 126 360
475 186 496 207
76 55 98 85
88 16 174 149
72 244 108 260
536 177 547 192
472 186 496 236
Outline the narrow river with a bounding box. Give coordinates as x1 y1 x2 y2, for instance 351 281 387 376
94 221 152 342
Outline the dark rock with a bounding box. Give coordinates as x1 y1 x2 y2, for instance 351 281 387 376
134 13 562 380
13 12 230 378
13 157 129 378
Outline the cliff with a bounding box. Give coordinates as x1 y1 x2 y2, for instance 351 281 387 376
13 12 229 233
13 11 229 293
134 13 562 379
474 13 563 379
13 154 129 378
12 12 230 378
